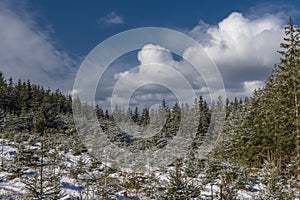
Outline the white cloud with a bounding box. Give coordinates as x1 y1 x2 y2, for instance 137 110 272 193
110 44 216 108
203 12 283 66
99 12 124 25
0 1 76 91
99 12 286 108
189 12 284 97
243 80 264 94
137 44 173 65
115 44 175 86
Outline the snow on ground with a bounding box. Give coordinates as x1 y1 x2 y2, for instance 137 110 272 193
60 176 83 199
0 140 298 199
200 184 220 199
0 176 26 196
0 140 18 161
236 190 254 199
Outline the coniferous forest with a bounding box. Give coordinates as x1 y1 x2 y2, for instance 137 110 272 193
0 18 299 199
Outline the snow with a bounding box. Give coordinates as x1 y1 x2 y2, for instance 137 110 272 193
236 190 254 199
60 176 83 199
0 141 18 161
0 139 298 199
200 184 220 198
0 177 26 195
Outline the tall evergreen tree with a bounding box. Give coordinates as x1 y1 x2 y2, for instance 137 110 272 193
132 106 140 124
235 18 300 170
0 108 6 170
95 104 104 120
170 102 181 134
141 107 150 126
278 17 300 165
196 96 211 142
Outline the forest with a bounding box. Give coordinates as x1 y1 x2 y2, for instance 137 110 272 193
0 18 299 199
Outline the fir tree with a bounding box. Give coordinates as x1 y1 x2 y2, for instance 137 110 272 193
0 108 6 170
141 107 150 126
236 18 300 169
196 96 211 146
258 160 292 199
278 17 300 170
170 102 181 135
132 106 139 124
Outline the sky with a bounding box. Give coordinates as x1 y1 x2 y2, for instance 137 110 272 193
0 0 300 108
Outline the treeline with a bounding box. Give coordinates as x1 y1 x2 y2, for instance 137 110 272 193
0 74 73 134
94 97 212 136
0 75 72 115
221 18 300 172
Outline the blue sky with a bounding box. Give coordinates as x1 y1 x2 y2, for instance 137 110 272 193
29 0 299 56
0 0 300 108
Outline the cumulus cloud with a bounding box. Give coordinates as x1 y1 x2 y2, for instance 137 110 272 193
137 44 173 65
115 44 174 84
99 12 124 25
111 44 199 107
204 12 283 66
189 12 284 97
108 42 223 109
0 1 76 91
103 12 285 108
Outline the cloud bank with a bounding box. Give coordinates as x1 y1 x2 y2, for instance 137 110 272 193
0 1 76 91
99 12 285 108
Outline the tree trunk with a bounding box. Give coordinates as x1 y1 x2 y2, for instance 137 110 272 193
1 133 3 170
296 94 300 180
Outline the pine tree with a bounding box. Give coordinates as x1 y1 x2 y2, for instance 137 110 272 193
105 109 110 120
160 99 172 138
203 158 221 200
258 160 292 199
132 106 140 124
278 17 300 172
160 160 201 199
0 108 6 170
170 102 181 135
141 107 150 127
272 17 300 165
236 18 300 168
22 97 66 199
95 104 104 120
196 96 211 145
221 98 245 162
22 132 65 199
0 72 7 111
199 96 224 158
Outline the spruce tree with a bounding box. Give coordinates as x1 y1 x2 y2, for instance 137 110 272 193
196 96 211 145
170 102 181 135
236 18 300 169
141 107 150 126
278 17 300 169
132 106 140 124
0 108 6 170
275 17 300 165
